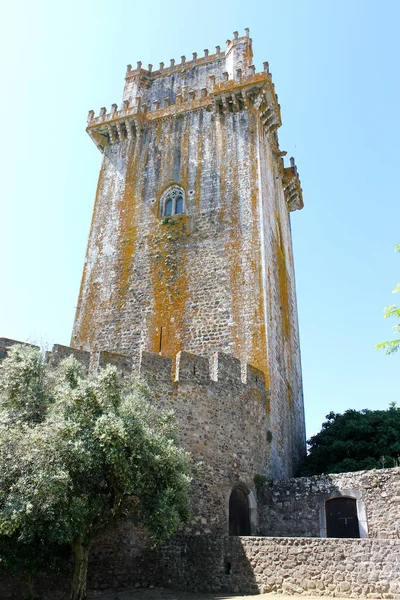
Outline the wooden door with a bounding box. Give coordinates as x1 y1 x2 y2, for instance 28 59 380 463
326 497 360 538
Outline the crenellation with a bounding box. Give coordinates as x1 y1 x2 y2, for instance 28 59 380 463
0 337 39 360
46 343 90 372
139 351 173 381
246 363 266 391
98 350 133 375
174 351 210 384
210 352 243 384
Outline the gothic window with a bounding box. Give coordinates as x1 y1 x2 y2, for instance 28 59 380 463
161 185 185 217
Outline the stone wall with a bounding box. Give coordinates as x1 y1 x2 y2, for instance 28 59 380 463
0 340 269 536
2 534 399 599
258 468 400 539
160 535 400 597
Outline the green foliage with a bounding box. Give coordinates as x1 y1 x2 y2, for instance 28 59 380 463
0 345 192 599
299 404 400 476
377 244 400 355
253 474 267 490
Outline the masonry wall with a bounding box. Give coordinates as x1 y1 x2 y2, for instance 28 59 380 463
160 535 400 598
140 350 269 534
257 468 400 539
2 535 399 599
0 340 270 535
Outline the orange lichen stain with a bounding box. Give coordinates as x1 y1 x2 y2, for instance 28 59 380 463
286 381 294 414
147 116 190 358
148 213 189 358
111 138 146 347
225 120 244 367
72 158 107 349
275 215 291 342
243 38 254 70
274 213 295 413
247 111 269 388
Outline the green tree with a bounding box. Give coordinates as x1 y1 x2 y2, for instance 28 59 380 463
0 345 192 600
377 243 400 355
299 404 400 476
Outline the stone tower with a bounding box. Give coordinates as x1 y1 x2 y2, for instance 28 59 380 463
72 29 305 477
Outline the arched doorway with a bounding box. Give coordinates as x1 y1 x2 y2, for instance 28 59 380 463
229 486 251 535
325 497 360 538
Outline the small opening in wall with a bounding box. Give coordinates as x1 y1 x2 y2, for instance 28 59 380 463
224 561 231 575
193 365 196 375
159 327 164 354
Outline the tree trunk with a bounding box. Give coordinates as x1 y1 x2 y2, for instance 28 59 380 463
26 572 35 598
71 537 90 600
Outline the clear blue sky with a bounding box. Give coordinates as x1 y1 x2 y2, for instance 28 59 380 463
1 0 398 438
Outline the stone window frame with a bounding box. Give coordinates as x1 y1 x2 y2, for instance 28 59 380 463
319 489 369 539
160 184 185 217
225 482 257 536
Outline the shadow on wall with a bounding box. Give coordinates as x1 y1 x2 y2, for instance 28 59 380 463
159 535 258 595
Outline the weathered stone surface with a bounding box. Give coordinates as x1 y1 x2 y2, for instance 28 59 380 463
71 29 306 480
257 468 400 539
158 536 400 597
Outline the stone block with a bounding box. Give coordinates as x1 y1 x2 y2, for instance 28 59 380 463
174 351 210 383
46 344 90 372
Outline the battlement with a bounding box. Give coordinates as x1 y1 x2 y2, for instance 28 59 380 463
86 28 288 158
0 339 267 392
283 157 304 212
0 337 39 360
86 70 277 145
124 29 252 82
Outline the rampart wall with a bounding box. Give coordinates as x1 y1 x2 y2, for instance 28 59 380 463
0 338 270 534
258 468 400 539
160 535 400 597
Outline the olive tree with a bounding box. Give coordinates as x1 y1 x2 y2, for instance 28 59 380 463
0 345 192 600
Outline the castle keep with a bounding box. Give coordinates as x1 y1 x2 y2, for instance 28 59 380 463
72 29 306 480
1 29 400 599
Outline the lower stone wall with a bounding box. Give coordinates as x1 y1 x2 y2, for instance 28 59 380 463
0 526 159 599
1 534 399 598
258 468 400 539
160 535 400 597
